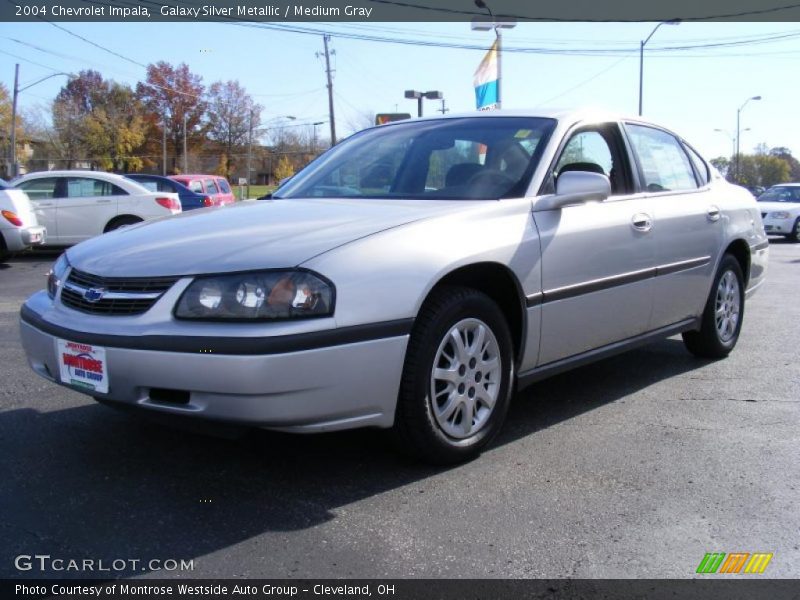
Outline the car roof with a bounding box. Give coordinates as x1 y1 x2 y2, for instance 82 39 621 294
768 183 800 187
15 170 131 182
170 174 227 179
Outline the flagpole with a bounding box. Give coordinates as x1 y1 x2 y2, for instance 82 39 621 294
495 26 502 109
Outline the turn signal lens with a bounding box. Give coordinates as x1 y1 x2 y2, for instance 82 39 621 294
1 210 23 227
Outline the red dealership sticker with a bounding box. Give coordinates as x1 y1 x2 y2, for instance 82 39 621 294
56 339 109 394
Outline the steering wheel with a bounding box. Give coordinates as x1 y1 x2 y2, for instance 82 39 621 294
466 170 517 196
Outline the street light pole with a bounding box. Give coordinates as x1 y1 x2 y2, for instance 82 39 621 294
7 65 72 177
182 113 188 174
638 20 680 116
404 90 443 118
735 95 761 183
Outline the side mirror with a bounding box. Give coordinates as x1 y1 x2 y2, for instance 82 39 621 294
534 171 611 211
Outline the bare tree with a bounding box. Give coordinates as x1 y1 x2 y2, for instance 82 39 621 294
206 80 261 178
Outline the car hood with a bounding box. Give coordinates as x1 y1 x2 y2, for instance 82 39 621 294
757 201 800 213
66 198 466 277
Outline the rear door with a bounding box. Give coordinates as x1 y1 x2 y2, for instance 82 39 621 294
623 123 723 329
57 177 126 244
533 122 657 365
204 178 220 204
15 177 60 242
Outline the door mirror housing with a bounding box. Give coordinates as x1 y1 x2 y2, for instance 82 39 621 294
534 171 611 211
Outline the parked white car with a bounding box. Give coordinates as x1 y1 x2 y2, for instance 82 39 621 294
757 184 800 241
0 178 46 262
12 170 181 246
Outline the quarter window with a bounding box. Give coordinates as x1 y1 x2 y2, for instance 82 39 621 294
626 124 698 192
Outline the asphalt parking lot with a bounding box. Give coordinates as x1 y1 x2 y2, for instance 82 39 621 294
1 242 798 580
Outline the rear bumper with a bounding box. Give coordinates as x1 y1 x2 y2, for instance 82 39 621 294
20 305 409 432
2 225 46 252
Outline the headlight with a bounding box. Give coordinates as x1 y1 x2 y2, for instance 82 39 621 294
770 211 791 219
47 254 69 300
175 270 334 320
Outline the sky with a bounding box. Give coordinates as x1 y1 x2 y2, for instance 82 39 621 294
1 20 799 161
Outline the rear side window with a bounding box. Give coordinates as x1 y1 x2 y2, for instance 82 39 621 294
136 180 158 192
683 143 710 185
204 179 219 194
66 178 127 198
18 178 59 200
187 180 203 193
217 179 231 193
626 124 699 192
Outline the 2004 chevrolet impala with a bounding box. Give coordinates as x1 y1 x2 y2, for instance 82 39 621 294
20 110 768 463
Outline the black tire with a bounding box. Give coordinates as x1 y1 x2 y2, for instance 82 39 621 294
789 218 800 243
0 235 8 263
682 254 745 359
104 216 143 233
392 286 514 465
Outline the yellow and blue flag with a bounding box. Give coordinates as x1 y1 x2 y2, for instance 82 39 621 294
473 40 499 110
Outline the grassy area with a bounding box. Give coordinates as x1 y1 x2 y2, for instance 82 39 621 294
234 184 275 200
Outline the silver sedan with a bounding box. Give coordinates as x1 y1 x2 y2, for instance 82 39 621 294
19 109 768 463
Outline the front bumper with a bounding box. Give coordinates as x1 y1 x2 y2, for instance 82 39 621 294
20 302 409 433
2 224 46 252
762 216 797 235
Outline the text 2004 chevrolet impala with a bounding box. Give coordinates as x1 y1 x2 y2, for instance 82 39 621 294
20 110 768 463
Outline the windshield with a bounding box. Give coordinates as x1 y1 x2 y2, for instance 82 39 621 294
758 186 800 203
275 117 556 200
0 178 9 190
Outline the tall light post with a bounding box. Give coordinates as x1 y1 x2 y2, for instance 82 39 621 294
8 65 72 177
714 128 749 179
182 113 188 174
638 19 680 116
311 121 325 154
404 90 443 117
736 95 761 183
471 0 515 109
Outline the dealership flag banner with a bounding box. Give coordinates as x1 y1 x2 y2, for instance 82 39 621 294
473 40 499 110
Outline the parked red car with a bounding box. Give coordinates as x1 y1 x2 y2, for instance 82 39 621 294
168 175 235 206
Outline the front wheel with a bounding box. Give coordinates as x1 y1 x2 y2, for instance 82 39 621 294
392 286 514 464
682 254 745 359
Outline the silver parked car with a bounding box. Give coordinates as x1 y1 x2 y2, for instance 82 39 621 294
19 110 768 463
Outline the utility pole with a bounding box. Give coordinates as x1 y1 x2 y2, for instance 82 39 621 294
438 99 449 114
247 109 254 196
321 35 337 145
9 64 19 177
162 118 167 176
182 113 188 174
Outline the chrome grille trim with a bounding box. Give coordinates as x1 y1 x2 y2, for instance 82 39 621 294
60 269 179 316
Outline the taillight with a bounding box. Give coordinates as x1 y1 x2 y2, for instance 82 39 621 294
1 210 23 227
203 196 213 207
155 197 180 212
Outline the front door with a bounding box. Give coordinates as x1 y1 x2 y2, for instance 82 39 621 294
57 177 124 244
533 123 656 365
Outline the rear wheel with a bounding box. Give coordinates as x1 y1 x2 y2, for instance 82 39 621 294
104 216 143 233
392 286 514 464
682 254 745 359
0 235 8 263
789 217 800 243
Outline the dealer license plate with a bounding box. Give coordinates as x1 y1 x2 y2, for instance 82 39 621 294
56 339 109 394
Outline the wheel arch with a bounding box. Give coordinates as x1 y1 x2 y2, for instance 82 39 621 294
104 214 144 233
724 238 751 286
421 262 527 365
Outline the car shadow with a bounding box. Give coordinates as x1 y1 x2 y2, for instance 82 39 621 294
1 337 708 579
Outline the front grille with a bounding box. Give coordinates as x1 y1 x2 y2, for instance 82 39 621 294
60 268 179 316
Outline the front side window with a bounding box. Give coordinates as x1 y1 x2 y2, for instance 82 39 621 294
625 124 699 192
18 177 60 200
217 179 232 193
276 117 556 200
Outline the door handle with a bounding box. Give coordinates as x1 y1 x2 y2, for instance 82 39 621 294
37 202 54 207
707 206 721 222
96 199 112 204
631 213 652 232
